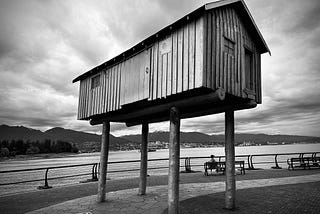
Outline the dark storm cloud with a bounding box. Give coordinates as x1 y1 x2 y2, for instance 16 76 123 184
0 0 107 132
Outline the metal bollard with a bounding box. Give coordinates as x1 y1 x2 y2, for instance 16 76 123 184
38 168 52 189
271 154 282 169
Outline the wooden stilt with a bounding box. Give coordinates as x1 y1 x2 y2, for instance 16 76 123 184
225 110 236 209
168 107 180 214
139 123 149 195
97 121 110 202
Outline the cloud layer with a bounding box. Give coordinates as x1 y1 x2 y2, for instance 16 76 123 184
0 0 319 137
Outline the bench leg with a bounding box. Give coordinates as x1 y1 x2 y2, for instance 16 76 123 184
290 163 294 170
241 168 245 175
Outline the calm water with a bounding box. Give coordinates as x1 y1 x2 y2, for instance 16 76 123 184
2 143 319 170
0 143 319 196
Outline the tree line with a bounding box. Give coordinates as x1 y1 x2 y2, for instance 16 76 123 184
0 139 79 157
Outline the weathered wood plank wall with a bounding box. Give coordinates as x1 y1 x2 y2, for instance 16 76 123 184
77 7 262 120
204 7 261 102
120 49 150 105
78 16 205 119
77 65 122 119
149 16 204 100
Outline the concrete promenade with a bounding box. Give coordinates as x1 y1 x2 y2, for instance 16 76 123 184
1 169 319 214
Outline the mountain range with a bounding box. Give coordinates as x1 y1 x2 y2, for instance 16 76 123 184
1 124 319 151
121 132 320 144
0 124 128 144
0 125 129 152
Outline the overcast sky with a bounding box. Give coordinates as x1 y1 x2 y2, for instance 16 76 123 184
0 0 319 137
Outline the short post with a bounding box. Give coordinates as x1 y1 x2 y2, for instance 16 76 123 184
168 106 180 214
250 155 255 169
225 110 236 210
37 168 52 189
271 154 282 169
247 155 251 169
139 123 149 195
91 163 98 181
97 121 110 202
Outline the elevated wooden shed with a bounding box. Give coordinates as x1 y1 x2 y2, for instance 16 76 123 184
73 0 269 126
73 0 269 213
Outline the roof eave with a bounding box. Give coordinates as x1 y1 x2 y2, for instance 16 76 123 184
205 0 270 55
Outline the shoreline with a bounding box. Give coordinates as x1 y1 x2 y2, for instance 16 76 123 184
1 142 319 162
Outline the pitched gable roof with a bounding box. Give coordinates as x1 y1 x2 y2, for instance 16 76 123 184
205 0 270 55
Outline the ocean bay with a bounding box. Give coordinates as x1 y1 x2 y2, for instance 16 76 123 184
0 143 319 196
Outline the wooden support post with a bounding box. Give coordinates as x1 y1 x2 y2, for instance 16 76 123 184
225 110 236 209
97 121 110 202
168 107 180 214
139 123 148 195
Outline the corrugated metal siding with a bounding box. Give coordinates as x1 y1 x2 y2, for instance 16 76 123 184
205 7 261 103
149 16 205 100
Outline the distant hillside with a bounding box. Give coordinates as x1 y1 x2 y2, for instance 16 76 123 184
0 125 131 152
121 131 213 143
44 127 131 151
44 127 128 144
1 125 319 152
0 125 47 142
217 133 320 144
122 131 320 145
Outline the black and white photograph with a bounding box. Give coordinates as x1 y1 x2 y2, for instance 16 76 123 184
0 0 319 213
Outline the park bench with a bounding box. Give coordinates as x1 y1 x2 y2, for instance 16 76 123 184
287 155 320 170
204 160 245 175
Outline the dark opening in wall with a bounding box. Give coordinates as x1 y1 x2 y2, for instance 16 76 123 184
91 74 100 89
224 36 235 56
245 48 254 90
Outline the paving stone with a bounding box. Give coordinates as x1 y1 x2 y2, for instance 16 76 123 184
19 171 320 214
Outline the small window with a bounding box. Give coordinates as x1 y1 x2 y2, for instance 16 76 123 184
224 37 235 55
245 48 254 90
91 75 100 89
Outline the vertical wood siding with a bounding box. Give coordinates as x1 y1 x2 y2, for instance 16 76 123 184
78 68 119 119
120 49 150 106
205 7 261 103
77 9 263 120
149 16 204 100
78 49 150 119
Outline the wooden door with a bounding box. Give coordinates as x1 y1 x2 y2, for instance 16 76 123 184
120 49 151 106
